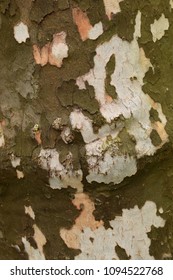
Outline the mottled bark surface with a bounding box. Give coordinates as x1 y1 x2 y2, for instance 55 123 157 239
0 0 173 259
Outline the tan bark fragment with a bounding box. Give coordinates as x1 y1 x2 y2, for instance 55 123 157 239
60 193 103 249
33 32 68 67
72 8 92 41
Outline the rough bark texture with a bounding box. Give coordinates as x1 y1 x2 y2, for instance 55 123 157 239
0 0 173 260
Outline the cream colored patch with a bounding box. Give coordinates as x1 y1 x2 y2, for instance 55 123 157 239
14 22 29 43
16 169 24 179
33 32 68 67
170 0 173 9
33 224 47 256
150 14 169 42
24 205 35 220
60 198 165 260
103 0 123 20
10 154 21 168
22 224 46 260
134 11 141 38
22 237 45 260
88 22 103 40
0 121 5 147
0 134 5 147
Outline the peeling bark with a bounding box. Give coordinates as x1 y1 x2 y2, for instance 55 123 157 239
0 0 173 260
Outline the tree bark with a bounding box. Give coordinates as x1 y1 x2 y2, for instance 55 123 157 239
0 0 173 260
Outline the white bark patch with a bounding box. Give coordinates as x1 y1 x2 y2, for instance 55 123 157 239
14 22 29 43
33 224 47 256
70 110 137 184
150 14 169 42
70 110 97 144
134 10 141 39
74 11 168 184
10 153 21 168
51 43 68 63
60 126 74 144
46 31 69 67
0 134 5 147
61 199 165 260
24 205 35 220
10 153 25 179
38 149 83 192
22 225 46 260
88 22 103 40
22 238 45 260
103 0 123 20
86 153 137 184
52 117 62 130
170 0 173 9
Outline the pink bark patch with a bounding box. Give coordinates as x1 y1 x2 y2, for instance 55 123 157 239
33 32 68 67
72 7 92 41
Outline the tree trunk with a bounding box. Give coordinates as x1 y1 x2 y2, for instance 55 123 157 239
0 0 173 260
